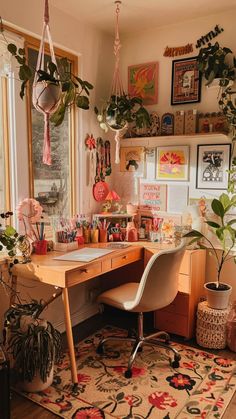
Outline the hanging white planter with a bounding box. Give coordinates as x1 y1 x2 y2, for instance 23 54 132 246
33 80 61 114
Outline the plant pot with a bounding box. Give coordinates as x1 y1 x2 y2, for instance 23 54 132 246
204 282 232 310
18 366 54 393
33 81 62 114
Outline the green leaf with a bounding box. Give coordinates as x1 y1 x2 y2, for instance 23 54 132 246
206 221 220 228
76 95 89 109
7 43 17 55
19 65 32 81
83 80 93 90
220 193 231 209
183 230 204 238
211 199 225 218
18 48 25 56
5 226 16 236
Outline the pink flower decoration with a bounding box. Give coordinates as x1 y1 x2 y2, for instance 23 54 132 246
17 198 43 223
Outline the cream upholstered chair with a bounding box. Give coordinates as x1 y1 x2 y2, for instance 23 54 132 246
96 240 185 378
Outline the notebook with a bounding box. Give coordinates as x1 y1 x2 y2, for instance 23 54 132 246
53 247 115 262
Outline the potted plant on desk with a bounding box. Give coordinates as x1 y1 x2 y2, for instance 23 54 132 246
184 193 236 309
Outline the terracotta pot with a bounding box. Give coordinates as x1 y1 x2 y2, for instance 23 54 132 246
204 282 232 310
33 81 61 114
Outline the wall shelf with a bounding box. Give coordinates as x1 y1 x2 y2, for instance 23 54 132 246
121 132 229 145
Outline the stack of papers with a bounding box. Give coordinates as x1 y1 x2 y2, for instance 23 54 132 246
53 247 115 262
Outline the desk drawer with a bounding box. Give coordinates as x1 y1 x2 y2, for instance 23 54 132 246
157 293 189 316
67 262 102 286
111 248 142 269
155 312 189 337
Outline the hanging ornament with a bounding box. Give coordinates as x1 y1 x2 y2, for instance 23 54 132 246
85 134 96 186
93 138 110 202
32 0 62 166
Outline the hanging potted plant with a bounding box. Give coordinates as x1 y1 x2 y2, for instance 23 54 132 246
184 193 236 309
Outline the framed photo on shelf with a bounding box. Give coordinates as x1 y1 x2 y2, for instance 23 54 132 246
156 145 189 181
171 56 201 105
128 61 158 105
196 144 231 190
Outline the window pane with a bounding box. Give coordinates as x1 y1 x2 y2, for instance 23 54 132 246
28 48 72 217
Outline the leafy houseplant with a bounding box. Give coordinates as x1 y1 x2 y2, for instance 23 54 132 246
4 298 62 392
184 193 236 309
0 211 28 267
6 42 93 127
94 94 150 133
197 42 236 87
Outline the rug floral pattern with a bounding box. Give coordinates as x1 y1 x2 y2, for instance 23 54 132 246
20 326 236 418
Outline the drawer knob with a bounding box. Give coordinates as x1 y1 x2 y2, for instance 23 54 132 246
80 268 88 273
122 255 127 260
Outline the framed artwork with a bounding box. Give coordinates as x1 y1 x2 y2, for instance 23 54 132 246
139 179 167 211
171 57 201 105
128 61 158 105
196 144 231 189
156 145 189 181
120 146 145 175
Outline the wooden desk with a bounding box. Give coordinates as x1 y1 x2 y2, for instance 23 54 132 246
11 243 143 387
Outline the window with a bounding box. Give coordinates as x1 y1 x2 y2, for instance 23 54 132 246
25 41 77 217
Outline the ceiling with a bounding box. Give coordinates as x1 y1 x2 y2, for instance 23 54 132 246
50 0 236 35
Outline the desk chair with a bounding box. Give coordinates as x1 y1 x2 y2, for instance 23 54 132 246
96 240 185 378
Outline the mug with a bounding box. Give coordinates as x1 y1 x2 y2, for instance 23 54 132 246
34 239 47 255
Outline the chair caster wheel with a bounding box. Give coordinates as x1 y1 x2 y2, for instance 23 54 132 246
96 345 104 355
171 359 180 368
171 354 181 368
124 369 132 379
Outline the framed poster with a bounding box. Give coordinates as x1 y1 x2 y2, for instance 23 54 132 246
156 145 189 181
171 57 201 105
128 61 158 105
196 144 231 189
120 146 145 175
139 179 167 211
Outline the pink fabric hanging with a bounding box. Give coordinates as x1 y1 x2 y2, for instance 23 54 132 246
32 0 61 165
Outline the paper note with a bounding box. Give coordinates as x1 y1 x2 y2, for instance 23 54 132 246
53 247 115 262
167 185 189 213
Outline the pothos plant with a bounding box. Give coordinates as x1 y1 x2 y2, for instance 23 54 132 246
0 211 26 268
94 94 150 133
5 41 93 126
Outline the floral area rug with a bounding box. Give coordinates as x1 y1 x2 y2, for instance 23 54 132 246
19 326 236 418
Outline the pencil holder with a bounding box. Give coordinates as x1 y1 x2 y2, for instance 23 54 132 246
83 229 90 244
90 229 99 243
99 229 107 243
34 239 47 255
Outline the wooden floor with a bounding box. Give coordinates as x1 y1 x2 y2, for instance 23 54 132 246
10 309 236 419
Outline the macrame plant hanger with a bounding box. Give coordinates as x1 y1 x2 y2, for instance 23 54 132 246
32 0 61 166
110 0 126 164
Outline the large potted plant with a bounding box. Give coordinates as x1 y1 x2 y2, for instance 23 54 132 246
4 298 62 392
184 193 236 309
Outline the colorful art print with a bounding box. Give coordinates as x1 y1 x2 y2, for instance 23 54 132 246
139 180 167 211
120 146 145 174
128 62 158 105
156 146 189 181
171 57 201 105
161 113 174 136
196 144 231 190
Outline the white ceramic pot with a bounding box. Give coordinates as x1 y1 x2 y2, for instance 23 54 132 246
33 81 61 114
204 282 232 310
18 367 54 393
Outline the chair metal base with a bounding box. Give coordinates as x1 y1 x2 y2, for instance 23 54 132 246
96 312 181 378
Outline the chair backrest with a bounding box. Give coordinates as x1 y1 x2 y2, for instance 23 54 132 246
125 240 185 312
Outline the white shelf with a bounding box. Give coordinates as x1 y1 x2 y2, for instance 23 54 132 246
121 132 229 145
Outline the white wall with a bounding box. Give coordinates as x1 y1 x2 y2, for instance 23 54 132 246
120 8 236 116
